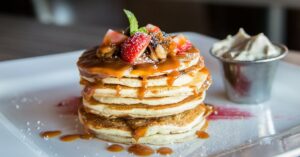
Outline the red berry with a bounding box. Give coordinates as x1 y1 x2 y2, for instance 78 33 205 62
102 29 128 45
172 34 192 55
177 40 192 55
121 33 151 64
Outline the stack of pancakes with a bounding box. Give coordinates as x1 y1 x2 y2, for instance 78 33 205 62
77 45 213 145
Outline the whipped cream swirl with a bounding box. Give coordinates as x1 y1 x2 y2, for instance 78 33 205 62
211 28 281 61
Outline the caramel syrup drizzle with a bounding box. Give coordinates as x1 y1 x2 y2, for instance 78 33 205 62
60 134 80 142
196 131 209 139
196 119 210 139
41 129 94 142
138 76 148 99
81 78 105 101
132 127 148 141
192 86 198 96
41 130 175 155
128 144 154 156
116 85 121 96
130 56 181 76
40 130 62 139
41 130 176 156
107 144 124 152
59 133 95 142
78 49 190 78
157 147 173 155
167 71 181 86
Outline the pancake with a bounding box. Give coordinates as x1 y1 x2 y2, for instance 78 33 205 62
82 60 205 88
88 75 211 106
93 95 189 106
83 92 206 118
76 24 213 146
82 70 211 99
78 103 213 145
77 47 201 78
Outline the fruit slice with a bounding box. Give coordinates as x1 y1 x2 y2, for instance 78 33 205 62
102 29 128 45
155 44 167 59
121 33 151 64
172 34 192 55
97 29 128 58
146 24 160 33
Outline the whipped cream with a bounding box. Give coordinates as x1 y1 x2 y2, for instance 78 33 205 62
211 28 281 61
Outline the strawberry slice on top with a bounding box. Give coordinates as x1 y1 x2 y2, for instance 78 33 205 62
121 33 151 64
102 29 128 45
172 34 193 55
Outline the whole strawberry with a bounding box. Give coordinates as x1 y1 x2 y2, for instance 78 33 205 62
121 33 151 64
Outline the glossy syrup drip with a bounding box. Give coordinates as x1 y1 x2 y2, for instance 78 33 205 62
59 133 94 142
138 76 148 99
60 134 80 142
116 85 121 96
40 130 62 139
151 89 159 94
130 56 181 76
77 50 132 78
107 144 124 152
41 130 94 142
157 147 173 155
201 120 209 132
196 119 210 139
196 131 209 139
188 71 195 77
167 71 181 86
133 127 148 141
128 144 154 156
77 48 199 78
192 86 198 96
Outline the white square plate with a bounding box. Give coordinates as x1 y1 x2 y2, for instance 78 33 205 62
1 32 300 157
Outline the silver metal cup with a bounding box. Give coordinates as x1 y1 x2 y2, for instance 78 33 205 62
210 44 288 104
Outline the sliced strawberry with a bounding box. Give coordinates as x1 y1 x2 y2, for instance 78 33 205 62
177 40 192 55
102 29 128 45
172 34 192 55
146 24 160 33
121 33 151 64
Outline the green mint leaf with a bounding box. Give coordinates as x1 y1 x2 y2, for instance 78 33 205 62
138 27 148 34
123 9 138 35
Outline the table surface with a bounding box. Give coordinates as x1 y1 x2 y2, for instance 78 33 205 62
0 15 299 66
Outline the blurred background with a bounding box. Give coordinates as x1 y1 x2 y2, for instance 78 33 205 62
1 0 300 60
